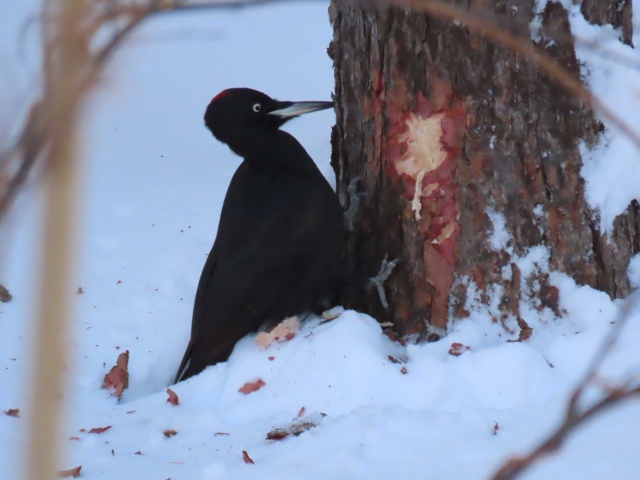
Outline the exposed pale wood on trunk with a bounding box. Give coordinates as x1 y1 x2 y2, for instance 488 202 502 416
329 0 638 338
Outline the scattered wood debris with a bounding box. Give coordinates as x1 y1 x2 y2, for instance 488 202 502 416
238 378 266 395
255 316 299 348
57 466 82 478
448 343 471 357
0 285 11 303
266 421 317 441
166 388 179 406
242 450 254 464
89 426 112 434
101 350 129 399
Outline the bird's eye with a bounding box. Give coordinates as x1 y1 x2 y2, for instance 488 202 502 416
252 103 262 113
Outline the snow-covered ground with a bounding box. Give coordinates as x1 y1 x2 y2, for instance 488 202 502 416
1 1 640 479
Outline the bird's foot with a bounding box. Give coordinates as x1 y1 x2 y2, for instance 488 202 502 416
343 176 367 231
368 254 400 310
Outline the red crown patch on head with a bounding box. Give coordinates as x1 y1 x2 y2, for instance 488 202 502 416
211 90 230 102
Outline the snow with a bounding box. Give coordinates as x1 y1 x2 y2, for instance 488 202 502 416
629 254 640 289
486 208 511 252
1 2 640 480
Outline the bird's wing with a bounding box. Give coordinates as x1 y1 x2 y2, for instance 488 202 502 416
174 218 311 382
175 166 338 382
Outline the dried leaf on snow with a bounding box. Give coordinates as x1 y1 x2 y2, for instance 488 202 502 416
57 466 82 478
0 285 12 303
101 350 129 399
89 426 112 434
242 450 255 464
166 387 179 406
238 378 265 395
448 343 471 357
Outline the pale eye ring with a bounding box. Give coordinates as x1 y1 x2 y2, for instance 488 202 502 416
252 103 262 113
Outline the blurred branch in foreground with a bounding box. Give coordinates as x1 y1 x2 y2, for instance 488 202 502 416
25 2 88 478
0 0 280 226
492 293 640 480
12 2 283 479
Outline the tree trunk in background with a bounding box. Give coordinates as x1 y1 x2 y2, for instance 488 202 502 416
581 0 633 45
329 0 638 339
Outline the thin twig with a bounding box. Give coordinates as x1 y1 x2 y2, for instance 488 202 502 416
567 292 639 417
94 0 289 65
492 386 640 480
0 0 288 225
491 293 640 480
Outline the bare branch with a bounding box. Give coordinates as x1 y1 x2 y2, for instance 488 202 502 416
492 386 640 480
0 0 286 224
491 293 640 480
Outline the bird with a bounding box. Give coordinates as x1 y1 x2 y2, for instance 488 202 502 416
174 88 344 383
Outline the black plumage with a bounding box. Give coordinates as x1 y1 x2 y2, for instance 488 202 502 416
174 88 344 382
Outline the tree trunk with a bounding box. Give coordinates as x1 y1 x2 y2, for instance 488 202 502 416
329 0 639 339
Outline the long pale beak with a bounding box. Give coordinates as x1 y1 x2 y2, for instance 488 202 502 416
269 101 334 118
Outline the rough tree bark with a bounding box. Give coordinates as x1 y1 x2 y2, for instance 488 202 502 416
329 0 638 339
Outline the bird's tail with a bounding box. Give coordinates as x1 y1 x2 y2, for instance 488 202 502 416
173 340 194 384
